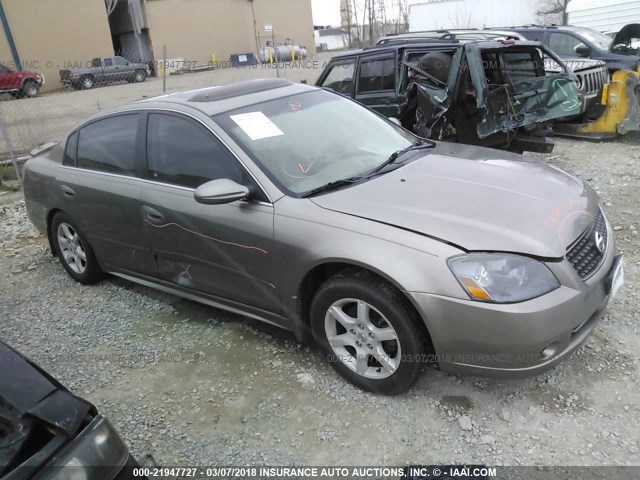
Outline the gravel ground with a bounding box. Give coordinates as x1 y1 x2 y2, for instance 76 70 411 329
0 135 639 471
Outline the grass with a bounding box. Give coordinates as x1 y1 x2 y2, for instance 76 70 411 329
0 165 19 191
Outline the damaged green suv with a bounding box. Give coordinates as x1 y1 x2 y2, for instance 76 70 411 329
317 39 581 153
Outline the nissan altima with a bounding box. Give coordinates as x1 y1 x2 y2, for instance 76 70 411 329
23 79 624 394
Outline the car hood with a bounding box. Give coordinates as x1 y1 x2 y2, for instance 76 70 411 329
612 23 640 50
311 144 599 258
0 342 94 474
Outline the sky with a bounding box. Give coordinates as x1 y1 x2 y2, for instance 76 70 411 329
311 0 341 26
311 0 422 27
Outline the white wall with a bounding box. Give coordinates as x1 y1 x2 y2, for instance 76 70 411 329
567 0 640 32
409 0 537 31
314 32 347 50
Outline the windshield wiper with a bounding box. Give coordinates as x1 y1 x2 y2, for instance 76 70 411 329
302 176 365 198
369 140 435 176
302 140 435 198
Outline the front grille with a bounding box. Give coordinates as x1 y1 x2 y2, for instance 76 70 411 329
565 210 608 279
578 68 607 95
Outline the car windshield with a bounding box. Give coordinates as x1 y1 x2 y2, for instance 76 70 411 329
579 28 613 50
213 89 417 196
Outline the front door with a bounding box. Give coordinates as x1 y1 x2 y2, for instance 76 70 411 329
139 112 280 313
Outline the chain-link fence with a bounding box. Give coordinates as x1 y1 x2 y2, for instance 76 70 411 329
0 45 332 187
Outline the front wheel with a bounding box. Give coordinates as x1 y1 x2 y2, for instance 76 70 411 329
18 81 40 98
133 70 147 83
310 270 429 394
51 212 103 284
80 75 94 89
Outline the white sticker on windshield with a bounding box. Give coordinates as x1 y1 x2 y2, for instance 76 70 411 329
230 111 284 141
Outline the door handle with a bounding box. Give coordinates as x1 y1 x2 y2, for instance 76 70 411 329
60 185 75 198
142 206 164 223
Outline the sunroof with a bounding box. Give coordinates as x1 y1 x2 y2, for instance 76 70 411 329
189 79 291 102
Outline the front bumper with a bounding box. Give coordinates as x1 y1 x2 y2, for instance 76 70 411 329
408 225 618 378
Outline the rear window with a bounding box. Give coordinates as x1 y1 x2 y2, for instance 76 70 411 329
63 132 78 167
77 115 138 175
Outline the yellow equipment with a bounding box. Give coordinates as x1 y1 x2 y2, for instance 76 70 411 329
555 69 640 139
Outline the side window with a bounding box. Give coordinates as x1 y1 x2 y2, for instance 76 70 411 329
114 57 129 66
524 31 546 43
146 114 244 189
63 131 78 166
103 58 113 67
549 33 584 56
320 60 356 95
77 115 138 175
499 52 540 81
357 57 396 93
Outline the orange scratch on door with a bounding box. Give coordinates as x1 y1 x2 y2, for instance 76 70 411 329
144 220 268 255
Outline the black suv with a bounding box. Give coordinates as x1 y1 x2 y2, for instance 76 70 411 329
316 39 581 153
505 25 640 73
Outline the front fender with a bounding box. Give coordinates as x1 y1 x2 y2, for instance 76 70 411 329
273 197 466 323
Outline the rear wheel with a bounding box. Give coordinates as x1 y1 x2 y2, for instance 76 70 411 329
51 212 103 284
311 269 429 394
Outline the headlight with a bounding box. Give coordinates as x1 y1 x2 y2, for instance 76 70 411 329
39 416 129 480
448 254 560 303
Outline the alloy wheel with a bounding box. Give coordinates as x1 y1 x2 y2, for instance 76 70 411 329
324 298 401 379
56 223 87 274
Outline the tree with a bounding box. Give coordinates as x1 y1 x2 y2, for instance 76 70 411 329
537 0 572 25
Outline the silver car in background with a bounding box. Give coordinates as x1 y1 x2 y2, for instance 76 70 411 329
23 80 624 394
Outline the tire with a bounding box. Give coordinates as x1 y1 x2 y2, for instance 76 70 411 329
133 70 147 83
80 75 94 90
17 81 40 98
310 269 429 395
51 212 103 284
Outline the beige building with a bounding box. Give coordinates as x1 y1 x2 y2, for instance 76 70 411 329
0 0 114 91
0 0 315 92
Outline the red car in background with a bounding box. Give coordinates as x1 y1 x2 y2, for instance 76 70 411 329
0 65 44 98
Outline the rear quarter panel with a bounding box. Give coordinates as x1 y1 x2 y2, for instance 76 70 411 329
23 145 65 237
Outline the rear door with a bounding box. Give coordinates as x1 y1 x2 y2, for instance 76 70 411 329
57 113 155 275
138 111 280 313
354 52 399 117
101 57 116 82
112 56 132 82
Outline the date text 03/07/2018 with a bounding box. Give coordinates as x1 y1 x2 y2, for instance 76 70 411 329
131 466 498 478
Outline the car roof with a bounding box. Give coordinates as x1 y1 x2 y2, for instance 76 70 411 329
329 41 460 58
330 38 542 59
498 25 594 33
130 79 318 116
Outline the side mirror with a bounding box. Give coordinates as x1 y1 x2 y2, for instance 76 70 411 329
194 179 249 205
575 44 591 57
